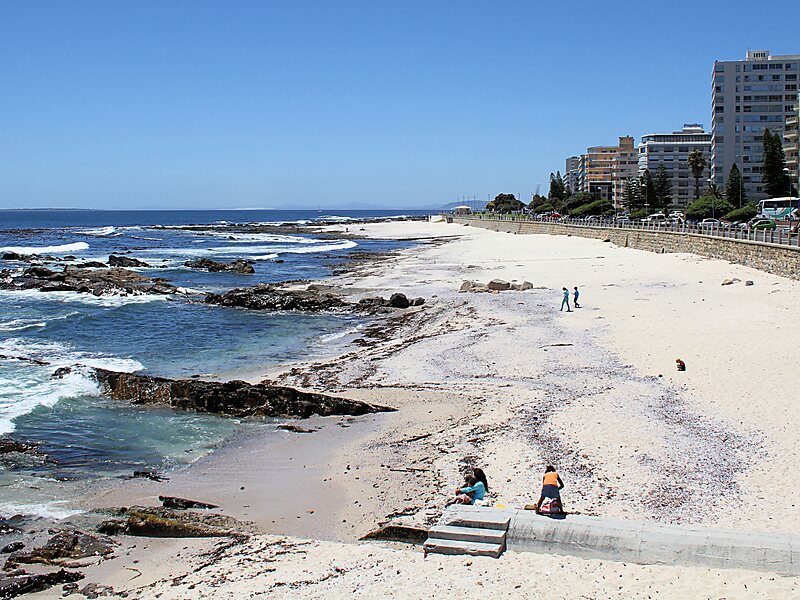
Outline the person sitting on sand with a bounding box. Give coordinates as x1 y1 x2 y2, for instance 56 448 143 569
472 467 489 493
536 465 564 512
454 474 486 505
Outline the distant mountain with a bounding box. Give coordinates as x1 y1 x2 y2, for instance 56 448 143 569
440 200 487 211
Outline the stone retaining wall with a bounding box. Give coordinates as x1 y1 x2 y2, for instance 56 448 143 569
455 217 800 280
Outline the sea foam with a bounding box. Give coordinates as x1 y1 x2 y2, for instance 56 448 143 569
0 242 90 255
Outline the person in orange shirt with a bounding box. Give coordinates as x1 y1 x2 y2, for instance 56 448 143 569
536 465 564 513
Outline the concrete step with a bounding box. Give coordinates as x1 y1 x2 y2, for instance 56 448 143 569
428 524 507 545
423 537 505 558
444 508 511 532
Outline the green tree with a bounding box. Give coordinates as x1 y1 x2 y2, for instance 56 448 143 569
622 177 642 210
687 150 707 200
705 182 723 199
528 194 548 210
685 195 735 221
485 193 524 213
640 169 657 211
762 129 789 197
653 163 673 213
548 172 567 204
725 163 747 207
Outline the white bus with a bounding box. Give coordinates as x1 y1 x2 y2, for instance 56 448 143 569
758 197 799 220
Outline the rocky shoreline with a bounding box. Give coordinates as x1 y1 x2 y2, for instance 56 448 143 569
86 367 393 418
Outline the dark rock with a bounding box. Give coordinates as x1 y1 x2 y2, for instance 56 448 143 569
158 496 218 510
184 258 255 274
0 439 46 459
22 266 59 278
91 368 393 418
1 541 23 553
410 297 425 306
96 506 254 538
130 470 168 482
388 293 410 309
107 255 150 268
0 515 25 536
74 261 108 269
0 569 83 598
358 297 386 307
0 265 178 296
745 280 754 286
487 279 511 291
78 582 116 598
205 284 347 312
2 252 60 263
8 530 116 566
277 424 317 434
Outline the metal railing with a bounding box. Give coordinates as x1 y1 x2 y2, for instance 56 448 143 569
462 213 800 248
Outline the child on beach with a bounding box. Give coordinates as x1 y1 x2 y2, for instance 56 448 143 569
454 474 486 505
573 286 580 308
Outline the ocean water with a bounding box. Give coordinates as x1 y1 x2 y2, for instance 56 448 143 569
0 209 426 517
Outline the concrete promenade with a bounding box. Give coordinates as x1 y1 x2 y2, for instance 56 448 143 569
449 506 800 575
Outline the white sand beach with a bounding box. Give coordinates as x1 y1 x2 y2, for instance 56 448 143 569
37 219 800 599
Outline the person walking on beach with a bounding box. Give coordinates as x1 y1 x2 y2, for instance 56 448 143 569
560 287 571 312
573 286 580 308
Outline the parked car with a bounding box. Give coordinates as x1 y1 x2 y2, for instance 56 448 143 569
700 218 722 227
642 213 668 224
750 219 777 230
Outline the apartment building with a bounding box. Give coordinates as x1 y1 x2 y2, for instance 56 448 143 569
612 136 638 208
786 101 799 189
564 156 581 194
638 124 712 207
711 50 800 200
574 136 634 203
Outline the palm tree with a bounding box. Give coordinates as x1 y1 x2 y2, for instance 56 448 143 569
687 150 707 200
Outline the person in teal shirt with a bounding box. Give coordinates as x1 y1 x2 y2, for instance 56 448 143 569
560 287 572 312
454 475 486 505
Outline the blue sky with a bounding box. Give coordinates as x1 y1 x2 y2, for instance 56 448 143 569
0 1 797 210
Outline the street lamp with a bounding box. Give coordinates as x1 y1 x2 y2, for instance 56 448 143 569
785 167 792 198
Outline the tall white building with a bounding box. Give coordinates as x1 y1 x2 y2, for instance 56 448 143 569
711 50 800 200
638 124 712 207
564 156 580 194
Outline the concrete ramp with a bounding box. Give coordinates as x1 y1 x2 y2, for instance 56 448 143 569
505 510 800 575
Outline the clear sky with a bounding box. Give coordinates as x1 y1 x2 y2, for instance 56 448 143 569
0 1 797 210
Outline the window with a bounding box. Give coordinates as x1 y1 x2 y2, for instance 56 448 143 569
787 74 798 81
773 75 782 81
770 63 784 70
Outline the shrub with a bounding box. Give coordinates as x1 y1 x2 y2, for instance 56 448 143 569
569 199 613 217
685 195 735 221
724 204 758 222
